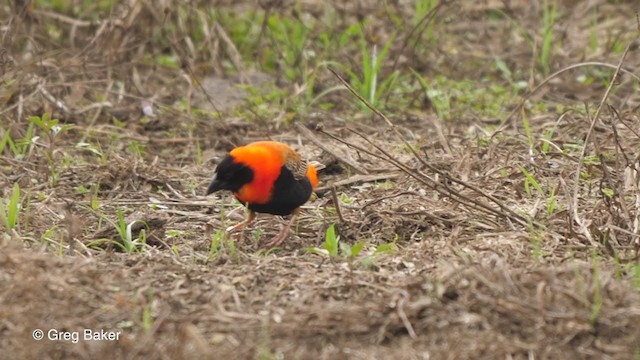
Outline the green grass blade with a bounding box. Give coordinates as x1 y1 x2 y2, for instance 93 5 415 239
323 224 338 257
7 183 20 230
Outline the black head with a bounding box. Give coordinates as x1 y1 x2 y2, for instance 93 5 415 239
206 155 254 195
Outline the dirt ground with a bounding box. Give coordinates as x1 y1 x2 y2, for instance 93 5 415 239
1 1 640 359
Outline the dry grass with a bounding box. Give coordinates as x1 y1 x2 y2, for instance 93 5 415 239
1 0 640 359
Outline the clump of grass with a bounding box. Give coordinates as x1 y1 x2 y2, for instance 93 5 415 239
114 208 148 253
633 260 640 291
360 242 398 269
0 121 35 159
527 221 544 261
40 225 61 251
265 13 310 82
142 290 154 332
412 73 518 120
0 183 21 239
412 0 439 43
518 164 560 260
126 140 146 158
589 250 603 326
257 311 279 360
306 224 397 269
87 208 149 253
539 0 557 75
489 4 557 76
29 113 73 186
342 25 399 111
571 251 604 327
322 223 339 257
519 166 541 196
208 229 237 261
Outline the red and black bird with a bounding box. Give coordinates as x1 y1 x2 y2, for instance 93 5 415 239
206 141 319 248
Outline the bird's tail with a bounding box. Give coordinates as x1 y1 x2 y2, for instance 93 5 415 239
309 160 326 171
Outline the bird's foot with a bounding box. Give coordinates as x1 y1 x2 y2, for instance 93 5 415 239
262 226 290 249
224 211 255 238
262 213 298 249
225 223 244 235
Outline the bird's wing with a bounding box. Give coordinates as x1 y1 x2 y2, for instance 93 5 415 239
285 155 309 181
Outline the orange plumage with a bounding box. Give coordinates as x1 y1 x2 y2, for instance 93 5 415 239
206 141 318 247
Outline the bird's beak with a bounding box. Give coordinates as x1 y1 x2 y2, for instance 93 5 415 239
206 175 222 195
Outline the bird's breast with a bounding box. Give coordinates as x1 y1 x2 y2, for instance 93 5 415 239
234 173 278 205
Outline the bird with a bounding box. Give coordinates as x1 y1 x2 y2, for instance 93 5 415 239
206 141 319 248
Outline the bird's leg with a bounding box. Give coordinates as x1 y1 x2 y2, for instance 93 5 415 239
225 210 255 236
263 209 300 248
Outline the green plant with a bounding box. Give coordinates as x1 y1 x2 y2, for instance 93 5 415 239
519 166 542 198
214 9 261 60
116 208 144 253
142 304 153 332
195 138 203 165
494 59 518 85
266 13 310 82
209 229 237 260
0 131 13 155
88 208 148 253
340 240 364 270
305 224 339 258
251 228 264 243
40 225 60 249
589 250 602 325
338 25 398 111
412 72 517 120
413 0 438 25
75 141 107 163
257 311 278 360
571 252 604 326
319 18 361 54
360 242 398 269
116 320 135 330
220 6 318 116
612 253 623 280
518 166 558 219
242 84 290 120
489 5 557 75
0 121 35 159
339 193 353 204
633 260 640 291
166 229 184 238
29 113 73 186
546 185 557 217
412 0 439 43
89 184 100 210
324 223 339 257
0 183 21 237
541 125 557 154
127 140 146 158
539 0 557 74
307 225 397 269
527 221 544 260
588 7 598 54
142 291 154 332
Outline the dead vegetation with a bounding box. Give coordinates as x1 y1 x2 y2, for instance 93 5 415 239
1 1 640 359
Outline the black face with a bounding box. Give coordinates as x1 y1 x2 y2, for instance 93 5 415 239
206 155 253 195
